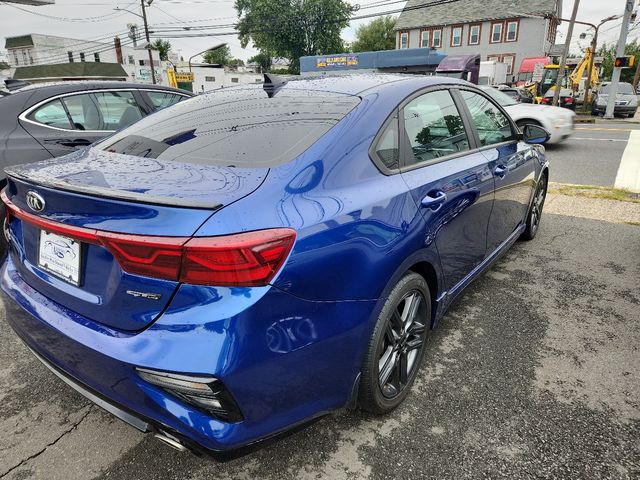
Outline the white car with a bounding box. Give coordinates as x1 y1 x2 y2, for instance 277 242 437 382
481 86 575 144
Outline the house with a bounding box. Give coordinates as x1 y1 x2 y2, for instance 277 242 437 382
175 63 263 93
394 0 561 79
4 34 165 84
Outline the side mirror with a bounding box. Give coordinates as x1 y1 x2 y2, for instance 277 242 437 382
521 124 550 144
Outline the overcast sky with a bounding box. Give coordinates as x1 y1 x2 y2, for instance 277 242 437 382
0 0 637 63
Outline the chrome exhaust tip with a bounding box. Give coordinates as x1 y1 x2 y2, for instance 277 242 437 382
154 432 187 452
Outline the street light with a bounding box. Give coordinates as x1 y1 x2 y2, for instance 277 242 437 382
579 14 622 109
188 43 227 72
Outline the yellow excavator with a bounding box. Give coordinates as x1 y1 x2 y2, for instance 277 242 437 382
528 47 599 104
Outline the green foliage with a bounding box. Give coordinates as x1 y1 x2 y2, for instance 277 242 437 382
248 51 272 72
235 0 355 73
151 39 171 61
597 40 640 83
203 45 232 65
351 16 397 53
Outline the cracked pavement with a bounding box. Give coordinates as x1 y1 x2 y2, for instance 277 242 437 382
1 195 639 479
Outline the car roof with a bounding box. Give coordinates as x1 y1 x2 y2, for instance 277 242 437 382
270 73 468 96
8 80 193 96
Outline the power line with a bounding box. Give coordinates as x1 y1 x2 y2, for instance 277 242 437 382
0 0 138 22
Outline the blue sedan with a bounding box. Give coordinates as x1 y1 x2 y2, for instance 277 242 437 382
1 74 549 455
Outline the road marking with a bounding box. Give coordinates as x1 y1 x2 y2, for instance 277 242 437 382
614 130 640 193
567 137 628 142
575 127 634 132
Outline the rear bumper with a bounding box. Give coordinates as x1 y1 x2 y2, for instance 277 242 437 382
1 254 376 453
592 105 637 115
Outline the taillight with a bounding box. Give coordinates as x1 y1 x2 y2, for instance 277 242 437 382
541 97 551 104
1 190 295 287
565 97 574 104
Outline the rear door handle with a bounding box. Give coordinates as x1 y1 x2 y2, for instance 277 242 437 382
421 191 447 210
494 165 507 178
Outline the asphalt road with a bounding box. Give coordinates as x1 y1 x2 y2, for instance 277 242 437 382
545 123 640 187
1 197 638 479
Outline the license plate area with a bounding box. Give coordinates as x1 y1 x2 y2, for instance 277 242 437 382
38 230 82 286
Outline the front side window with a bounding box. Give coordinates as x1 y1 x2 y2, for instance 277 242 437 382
421 30 430 48
432 29 442 47
28 99 73 129
62 91 143 131
491 22 503 43
96 89 361 168
400 32 409 49
451 26 462 47
506 21 518 41
403 89 470 166
145 91 185 110
460 90 515 146
469 25 481 45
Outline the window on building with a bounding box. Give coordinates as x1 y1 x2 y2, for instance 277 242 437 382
231 77 239 83
68 51 74 63
505 20 518 42
13 52 19 66
80 52 86 62
22 50 27 64
491 22 503 43
28 50 34 65
502 54 516 75
460 90 515 147
432 29 442 48
399 31 409 49
402 90 470 166
255 78 262 83
468 24 481 45
94 53 100 62
205 76 215 82
451 26 463 47
139 59 145 66
487 55 501 63
128 55 135 65
421 30 430 48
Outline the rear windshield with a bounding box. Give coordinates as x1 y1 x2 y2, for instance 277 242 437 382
600 83 635 95
96 87 360 167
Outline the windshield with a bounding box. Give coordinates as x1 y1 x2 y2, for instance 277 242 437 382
600 83 635 95
479 87 517 106
96 87 360 168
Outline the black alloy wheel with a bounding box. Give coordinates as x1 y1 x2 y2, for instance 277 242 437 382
521 174 547 240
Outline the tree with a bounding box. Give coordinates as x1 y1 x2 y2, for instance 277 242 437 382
151 39 172 61
203 45 233 65
235 0 355 73
351 16 396 53
248 51 272 72
597 40 640 83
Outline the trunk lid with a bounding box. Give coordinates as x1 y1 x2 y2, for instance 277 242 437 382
4 149 268 331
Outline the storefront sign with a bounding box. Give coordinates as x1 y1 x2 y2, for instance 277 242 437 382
315 55 359 68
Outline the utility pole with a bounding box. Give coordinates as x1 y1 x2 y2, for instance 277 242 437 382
140 0 156 85
553 0 580 107
633 58 640 91
605 0 635 119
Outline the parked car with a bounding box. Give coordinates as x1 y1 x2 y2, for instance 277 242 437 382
482 86 575 143
592 82 638 117
540 88 576 110
1 74 549 456
0 81 194 181
499 87 534 104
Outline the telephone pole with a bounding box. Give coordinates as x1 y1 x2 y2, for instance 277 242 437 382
140 0 156 85
553 0 580 107
604 0 635 119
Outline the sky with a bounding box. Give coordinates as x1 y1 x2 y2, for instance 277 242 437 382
0 0 637 63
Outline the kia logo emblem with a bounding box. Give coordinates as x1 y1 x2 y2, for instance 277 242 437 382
26 191 45 212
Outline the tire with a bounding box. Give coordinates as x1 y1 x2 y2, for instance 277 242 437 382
358 272 431 414
521 173 548 241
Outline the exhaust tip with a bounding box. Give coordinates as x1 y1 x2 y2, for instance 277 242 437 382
154 432 187 452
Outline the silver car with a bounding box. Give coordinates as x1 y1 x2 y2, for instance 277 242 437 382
592 82 638 117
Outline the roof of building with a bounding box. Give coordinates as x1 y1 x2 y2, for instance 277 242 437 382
395 0 560 31
13 62 128 80
5 35 35 49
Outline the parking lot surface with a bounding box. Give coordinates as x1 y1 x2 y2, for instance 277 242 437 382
1 196 638 480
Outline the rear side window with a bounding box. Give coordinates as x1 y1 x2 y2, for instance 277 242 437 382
460 90 516 146
374 114 399 170
63 91 143 131
402 89 470 166
28 99 72 129
145 91 185 110
97 88 360 167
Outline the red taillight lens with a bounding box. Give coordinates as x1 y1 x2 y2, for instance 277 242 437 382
1 190 295 287
565 97 574 104
541 97 551 104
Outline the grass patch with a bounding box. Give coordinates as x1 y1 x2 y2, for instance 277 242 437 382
548 183 640 204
